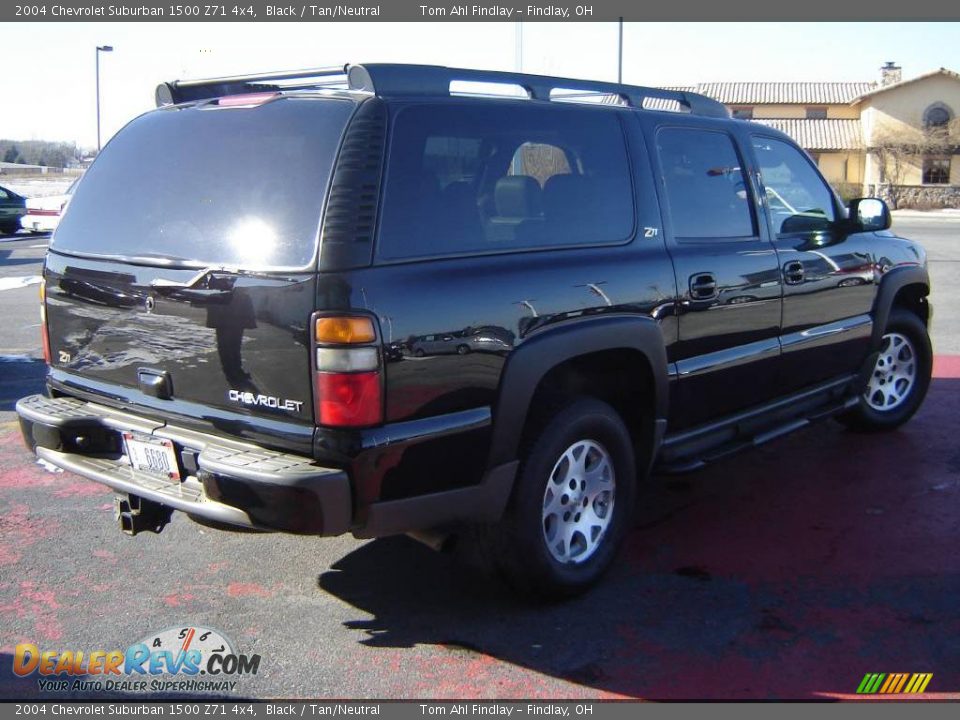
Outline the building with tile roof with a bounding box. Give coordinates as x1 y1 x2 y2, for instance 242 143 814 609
667 64 960 206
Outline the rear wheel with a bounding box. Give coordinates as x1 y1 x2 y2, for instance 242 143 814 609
489 397 637 598
840 309 932 431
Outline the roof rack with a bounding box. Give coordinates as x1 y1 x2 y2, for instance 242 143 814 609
155 63 730 119
154 66 349 106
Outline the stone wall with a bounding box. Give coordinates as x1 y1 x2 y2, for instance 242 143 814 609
867 183 960 209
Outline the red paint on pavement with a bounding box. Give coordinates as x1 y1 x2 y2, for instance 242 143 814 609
0 357 957 699
91 549 117 562
0 581 65 642
162 593 196 608
226 582 273 598
933 354 960 378
0 503 59 567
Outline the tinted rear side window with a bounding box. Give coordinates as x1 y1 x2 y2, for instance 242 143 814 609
53 98 353 270
657 128 756 240
377 102 634 260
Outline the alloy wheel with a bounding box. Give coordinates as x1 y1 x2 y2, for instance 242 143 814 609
541 439 616 564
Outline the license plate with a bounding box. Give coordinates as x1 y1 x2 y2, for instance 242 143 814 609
122 433 181 481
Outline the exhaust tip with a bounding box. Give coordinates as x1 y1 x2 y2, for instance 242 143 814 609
406 530 457 553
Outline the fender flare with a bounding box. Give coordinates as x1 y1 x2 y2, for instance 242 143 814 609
871 265 930 348
487 315 669 468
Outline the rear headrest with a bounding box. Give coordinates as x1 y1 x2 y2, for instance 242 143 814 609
495 175 542 218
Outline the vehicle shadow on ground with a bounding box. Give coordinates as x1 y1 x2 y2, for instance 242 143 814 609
0 231 49 239
318 377 960 699
0 249 43 267
0 356 47 411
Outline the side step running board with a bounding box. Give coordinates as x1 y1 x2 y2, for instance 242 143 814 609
656 395 859 475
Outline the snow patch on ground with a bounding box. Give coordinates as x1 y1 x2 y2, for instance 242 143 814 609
0 275 42 291
0 177 77 198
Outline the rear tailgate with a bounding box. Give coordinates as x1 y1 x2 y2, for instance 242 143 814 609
44 254 316 426
43 95 357 436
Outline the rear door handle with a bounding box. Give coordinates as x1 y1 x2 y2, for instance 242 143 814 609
689 272 718 300
783 261 805 285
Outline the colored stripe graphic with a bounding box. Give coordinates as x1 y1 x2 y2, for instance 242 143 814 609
857 673 885 694
856 673 932 694
891 674 908 694
878 674 896 694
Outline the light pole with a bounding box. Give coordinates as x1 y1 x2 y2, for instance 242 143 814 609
95 45 113 152
617 18 623 84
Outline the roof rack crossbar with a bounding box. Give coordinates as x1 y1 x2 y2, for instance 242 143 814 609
155 63 730 119
349 64 730 118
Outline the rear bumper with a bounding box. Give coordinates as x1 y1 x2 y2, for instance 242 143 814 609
20 213 58 232
16 394 351 535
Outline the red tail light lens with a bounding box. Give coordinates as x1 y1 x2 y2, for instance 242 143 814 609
311 313 383 428
314 372 382 427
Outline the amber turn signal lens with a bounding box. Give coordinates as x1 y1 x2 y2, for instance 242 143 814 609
314 316 376 345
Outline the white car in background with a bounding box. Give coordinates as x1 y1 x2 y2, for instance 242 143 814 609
20 177 79 233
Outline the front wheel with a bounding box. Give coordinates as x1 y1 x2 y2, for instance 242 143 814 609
840 309 932 431
489 397 637 598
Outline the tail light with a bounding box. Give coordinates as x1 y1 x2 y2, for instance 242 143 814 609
30 208 60 217
312 314 382 427
39 279 51 364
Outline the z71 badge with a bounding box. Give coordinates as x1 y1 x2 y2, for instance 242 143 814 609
228 390 303 413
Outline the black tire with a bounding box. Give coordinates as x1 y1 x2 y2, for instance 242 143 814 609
487 397 637 598
839 309 932 432
456 344 469 355
0 223 18 236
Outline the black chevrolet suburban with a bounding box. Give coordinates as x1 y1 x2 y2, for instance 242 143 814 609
17 64 932 596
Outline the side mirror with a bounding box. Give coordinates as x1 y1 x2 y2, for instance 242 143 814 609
848 197 891 232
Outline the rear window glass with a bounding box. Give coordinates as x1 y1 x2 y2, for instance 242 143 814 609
377 102 635 260
53 98 353 270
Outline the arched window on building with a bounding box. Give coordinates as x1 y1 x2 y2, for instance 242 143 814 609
921 104 953 185
923 104 952 133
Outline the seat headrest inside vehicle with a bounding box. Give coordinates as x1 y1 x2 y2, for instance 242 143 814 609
495 176 542 218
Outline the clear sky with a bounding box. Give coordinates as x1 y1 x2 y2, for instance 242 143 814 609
2 21 959 149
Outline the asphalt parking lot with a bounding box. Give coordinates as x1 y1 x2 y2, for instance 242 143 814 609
0 217 958 700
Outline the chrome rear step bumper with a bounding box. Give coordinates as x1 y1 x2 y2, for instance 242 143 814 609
16 394 351 535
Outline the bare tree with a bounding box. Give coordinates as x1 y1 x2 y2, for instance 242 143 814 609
869 118 959 209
